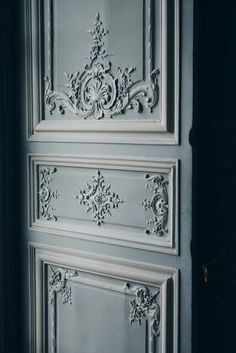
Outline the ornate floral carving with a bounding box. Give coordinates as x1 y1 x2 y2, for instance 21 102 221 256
124 283 160 353
141 174 169 236
75 170 124 225
49 266 77 353
45 12 159 119
39 167 59 221
49 266 77 305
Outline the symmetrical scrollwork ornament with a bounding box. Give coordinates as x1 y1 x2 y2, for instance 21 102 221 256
124 283 160 353
39 167 59 221
45 12 159 119
75 170 124 225
49 266 77 353
141 174 169 236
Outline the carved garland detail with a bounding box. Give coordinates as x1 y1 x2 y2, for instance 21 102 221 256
75 170 124 225
45 12 159 119
125 283 160 353
39 167 59 221
141 174 169 236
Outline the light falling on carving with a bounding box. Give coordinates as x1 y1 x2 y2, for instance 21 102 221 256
75 170 124 225
45 12 159 119
141 174 169 236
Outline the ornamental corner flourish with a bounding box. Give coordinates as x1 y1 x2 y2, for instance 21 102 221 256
75 170 124 225
49 266 78 353
45 11 159 119
39 167 59 221
124 282 160 353
141 174 169 236
49 266 77 305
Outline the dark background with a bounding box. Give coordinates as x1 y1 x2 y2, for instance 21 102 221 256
1 0 236 352
193 0 236 352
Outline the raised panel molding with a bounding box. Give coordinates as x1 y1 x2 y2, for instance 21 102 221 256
26 0 179 144
28 154 179 254
29 242 179 353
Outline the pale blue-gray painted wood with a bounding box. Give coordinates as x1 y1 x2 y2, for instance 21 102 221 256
18 1 193 352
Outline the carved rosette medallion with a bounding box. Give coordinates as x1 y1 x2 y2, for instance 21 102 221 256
45 12 159 119
141 174 169 236
75 170 124 225
124 283 160 353
39 167 59 221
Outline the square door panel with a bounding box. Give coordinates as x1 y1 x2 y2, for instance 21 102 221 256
28 154 179 254
29 243 178 353
26 0 179 144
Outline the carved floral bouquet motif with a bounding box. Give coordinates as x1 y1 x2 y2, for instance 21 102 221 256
45 13 159 119
125 282 160 353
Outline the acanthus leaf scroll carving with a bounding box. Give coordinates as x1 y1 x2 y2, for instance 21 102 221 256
45 12 159 119
75 170 124 225
141 174 169 236
124 282 160 353
39 167 59 221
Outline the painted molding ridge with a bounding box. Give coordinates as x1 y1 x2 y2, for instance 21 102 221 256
39 167 59 221
141 174 169 236
44 12 159 119
29 242 179 353
26 0 180 143
75 169 124 225
29 155 178 254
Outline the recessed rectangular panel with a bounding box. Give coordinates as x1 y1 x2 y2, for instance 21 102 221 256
29 243 178 353
55 277 147 353
28 155 179 254
26 0 179 143
51 0 144 93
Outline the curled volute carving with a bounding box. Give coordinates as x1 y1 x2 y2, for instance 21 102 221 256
141 174 169 236
45 13 159 119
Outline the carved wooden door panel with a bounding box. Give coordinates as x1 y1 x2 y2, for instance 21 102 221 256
22 1 193 353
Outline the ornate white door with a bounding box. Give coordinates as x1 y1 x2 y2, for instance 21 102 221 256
21 1 193 352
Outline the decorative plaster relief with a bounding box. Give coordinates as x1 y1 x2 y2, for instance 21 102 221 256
39 167 59 221
49 266 78 353
141 174 169 236
125 282 160 353
49 266 77 305
30 156 178 254
29 243 178 353
45 12 159 119
75 170 124 225
47 266 160 353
